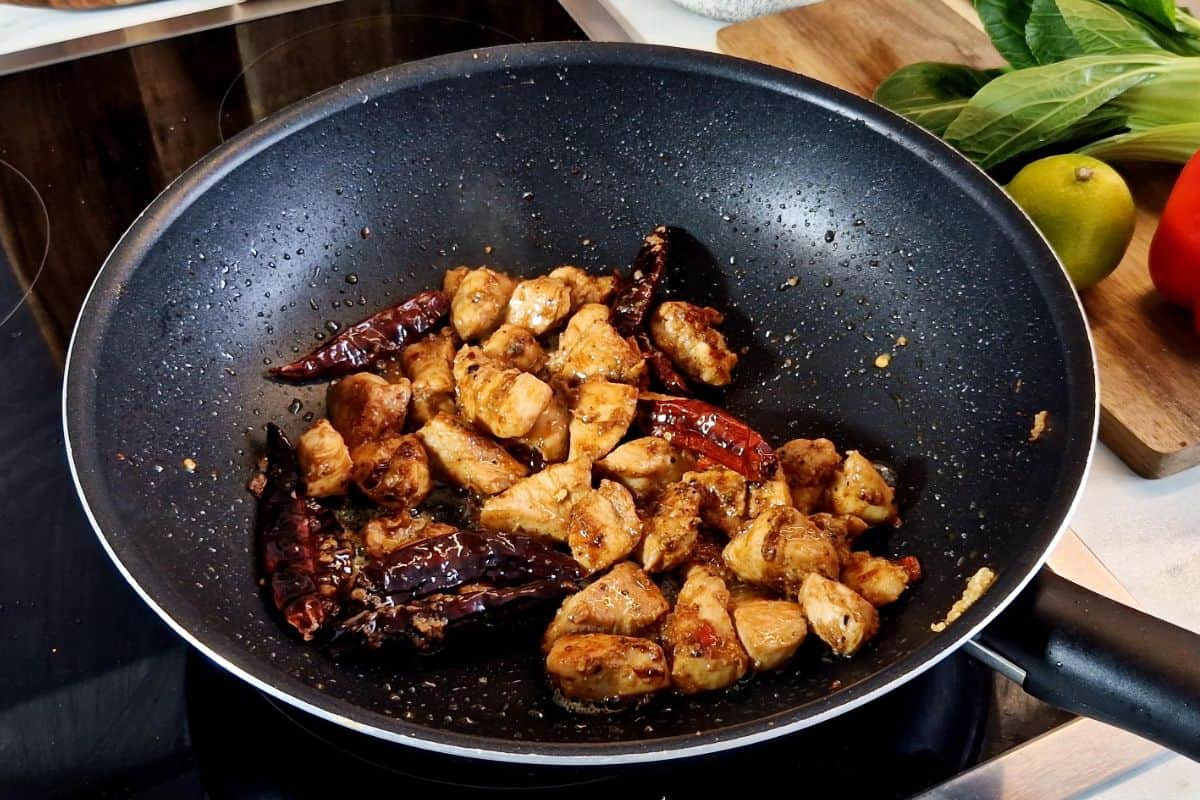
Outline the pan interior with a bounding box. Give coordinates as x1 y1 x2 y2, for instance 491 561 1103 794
66 44 1093 758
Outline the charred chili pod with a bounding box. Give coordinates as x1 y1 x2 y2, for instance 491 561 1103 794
270 290 449 381
611 226 669 336
637 393 778 482
636 333 691 395
337 579 579 651
258 423 355 640
358 529 585 603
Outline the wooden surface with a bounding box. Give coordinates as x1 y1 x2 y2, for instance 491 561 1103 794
718 0 1200 478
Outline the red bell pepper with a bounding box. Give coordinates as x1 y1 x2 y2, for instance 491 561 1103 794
1149 150 1200 332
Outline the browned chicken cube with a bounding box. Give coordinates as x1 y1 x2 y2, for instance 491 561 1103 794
663 566 749 693
349 434 432 509
442 266 470 296
453 346 552 439
296 419 353 497
361 512 457 559
567 379 638 462
595 437 696 501
777 438 840 513
732 598 807 671
809 512 871 564
542 561 669 650
568 480 642 574
549 266 616 310
800 573 879 657
649 301 738 386
400 327 458 427
747 468 793 517
685 467 748 537
638 481 702 573
546 634 670 703
505 276 573 335
548 304 645 384
415 412 527 495
841 551 921 607
828 450 898 525
449 267 517 341
512 390 570 464
326 372 410 451
478 458 592 542
481 323 548 374
722 506 840 592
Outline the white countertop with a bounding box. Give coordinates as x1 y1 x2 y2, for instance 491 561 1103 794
582 0 1200 796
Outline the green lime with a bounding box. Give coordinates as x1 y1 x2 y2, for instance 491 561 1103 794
1006 154 1136 290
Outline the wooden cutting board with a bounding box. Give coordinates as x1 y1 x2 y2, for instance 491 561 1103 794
719 0 1200 478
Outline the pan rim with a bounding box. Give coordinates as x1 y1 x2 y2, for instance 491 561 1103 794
62 40 1098 764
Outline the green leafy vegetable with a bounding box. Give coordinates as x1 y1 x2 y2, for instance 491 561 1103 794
876 0 1200 168
976 0 1039 67
873 63 1003 136
1056 0 1174 53
1027 0 1086 62
944 55 1169 167
1080 122 1200 160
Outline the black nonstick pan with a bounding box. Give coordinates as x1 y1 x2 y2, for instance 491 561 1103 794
63 42 1200 763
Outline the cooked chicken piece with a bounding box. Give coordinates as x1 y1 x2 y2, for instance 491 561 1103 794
349 435 432 509
549 266 616 310
443 266 470 296
415 412 527 495
809 512 871 564
684 467 748 537
828 450 898 525
505 276 573 335
548 303 644 384
568 480 642 574
449 267 517 341
638 481 702 573
800 573 879 657
841 551 920 607
453 346 552 439
400 327 458 426
777 438 840 513
478 458 592 542
481 323 548 374
663 566 749 693
723 506 840 592
546 634 670 702
361 512 457 559
326 372 410 451
296 419 353 497
747 468 793 518
595 437 696 501
542 561 669 650
513 389 570 464
567 379 638 462
732 598 807 671
648 301 738 387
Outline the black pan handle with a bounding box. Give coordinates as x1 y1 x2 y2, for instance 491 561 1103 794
974 568 1200 760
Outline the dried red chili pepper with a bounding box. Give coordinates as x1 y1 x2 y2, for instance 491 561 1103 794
611 226 669 337
358 528 585 603
336 579 580 651
897 555 923 583
637 393 778 482
258 423 355 640
635 333 691 394
270 290 449 381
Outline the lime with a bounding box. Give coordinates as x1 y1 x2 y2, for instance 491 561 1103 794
1006 154 1136 290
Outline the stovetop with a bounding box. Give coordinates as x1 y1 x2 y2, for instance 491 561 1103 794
0 2 1076 796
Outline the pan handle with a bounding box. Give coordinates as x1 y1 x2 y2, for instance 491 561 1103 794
970 568 1200 760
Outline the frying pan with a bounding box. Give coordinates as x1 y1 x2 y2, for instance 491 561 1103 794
64 42 1200 763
